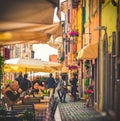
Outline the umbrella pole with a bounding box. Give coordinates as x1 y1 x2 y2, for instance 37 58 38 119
25 68 27 73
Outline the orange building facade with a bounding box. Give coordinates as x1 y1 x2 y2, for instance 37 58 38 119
49 54 58 62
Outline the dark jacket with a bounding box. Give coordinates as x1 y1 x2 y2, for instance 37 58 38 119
21 77 31 91
70 77 78 86
15 75 24 88
70 77 78 93
4 87 20 108
61 80 67 94
47 77 55 88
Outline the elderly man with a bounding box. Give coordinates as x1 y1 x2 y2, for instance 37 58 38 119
3 80 22 109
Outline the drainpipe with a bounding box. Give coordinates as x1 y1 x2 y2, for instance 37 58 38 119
94 25 107 113
114 0 120 120
88 0 91 43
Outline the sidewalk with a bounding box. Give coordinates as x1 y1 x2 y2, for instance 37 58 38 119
55 106 62 121
55 94 110 121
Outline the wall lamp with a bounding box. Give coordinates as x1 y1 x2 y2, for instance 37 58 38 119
94 26 107 33
94 26 107 41
94 26 107 31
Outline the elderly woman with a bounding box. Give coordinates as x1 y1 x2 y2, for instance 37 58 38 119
3 80 22 109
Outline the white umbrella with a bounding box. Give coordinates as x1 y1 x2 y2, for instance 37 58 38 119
4 58 62 73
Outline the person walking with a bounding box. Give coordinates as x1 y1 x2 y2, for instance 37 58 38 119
47 73 56 99
60 75 67 103
70 73 78 102
55 77 62 100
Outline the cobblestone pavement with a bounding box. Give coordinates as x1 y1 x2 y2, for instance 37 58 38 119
58 95 110 121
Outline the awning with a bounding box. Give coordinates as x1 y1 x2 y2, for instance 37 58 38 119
0 0 62 45
77 43 98 60
61 1 67 13
61 66 68 73
4 58 62 73
0 0 59 25
0 23 62 45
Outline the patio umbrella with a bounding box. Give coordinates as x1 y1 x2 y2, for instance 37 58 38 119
4 58 62 73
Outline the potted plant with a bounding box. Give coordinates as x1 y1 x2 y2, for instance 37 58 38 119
0 54 5 98
20 109 34 121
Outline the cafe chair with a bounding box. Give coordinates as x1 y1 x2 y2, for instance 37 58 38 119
0 113 18 121
11 104 34 114
0 105 18 121
11 104 35 121
0 97 7 110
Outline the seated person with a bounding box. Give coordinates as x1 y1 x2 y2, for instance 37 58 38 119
31 81 45 97
32 76 43 86
3 80 22 109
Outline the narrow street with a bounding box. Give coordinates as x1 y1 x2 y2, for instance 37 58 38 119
58 101 109 121
55 94 111 121
0 0 120 121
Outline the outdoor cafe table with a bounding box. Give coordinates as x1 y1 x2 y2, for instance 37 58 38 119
15 97 50 121
22 95 50 111
34 96 50 111
34 103 49 111
34 101 51 121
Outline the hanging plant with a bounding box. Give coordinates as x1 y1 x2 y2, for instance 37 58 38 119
83 61 90 69
73 71 78 77
69 30 79 37
68 65 78 70
59 56 64 63
59 51 64 63
84 78 89 86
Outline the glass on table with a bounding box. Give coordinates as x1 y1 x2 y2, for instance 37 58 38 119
43 89 49 96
